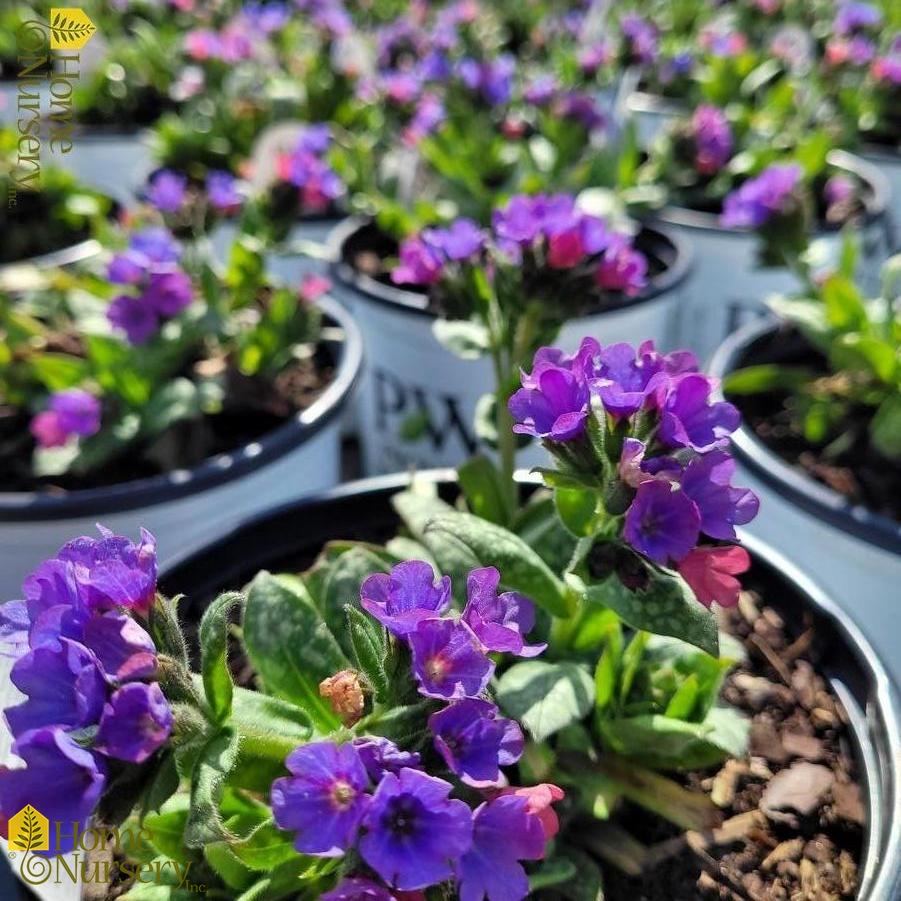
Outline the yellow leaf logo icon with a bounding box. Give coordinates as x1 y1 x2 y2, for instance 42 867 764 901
49 8 96 50
9 806 50 852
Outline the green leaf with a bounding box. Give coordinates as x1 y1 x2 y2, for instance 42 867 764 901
199 591 243 725
575 568 719 657
185 729 239 848
599 705 749 770
423 512 572 616
432 318 491 359
243 572 348 732
554 487 601 537
205 842 254 891
346 604 390 701
664 674 700 720
225 819 298 871
723 364 815 396
496 661 595 742
457 455 515 526
871 395 901 459
319 547 391 657
822 274 868 332
391 486 456 540
143 796 191 861
29 353 89 391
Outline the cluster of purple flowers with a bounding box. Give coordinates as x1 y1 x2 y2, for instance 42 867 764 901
720 163 803 230
620 14 659 65
392 195 648 298
106 227 194 344
690 105 733 175
0 528 170 853
274 124 344 213
145 168 243 216
509 339 759 608
272 561 559 900
30 389 102 450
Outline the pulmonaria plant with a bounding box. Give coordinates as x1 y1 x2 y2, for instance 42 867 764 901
0 528 170 853
143 167 244 234
509 338 759 608
4 221 327 486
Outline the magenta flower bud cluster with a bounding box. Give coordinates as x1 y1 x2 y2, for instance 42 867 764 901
509 338 759 608
106 227 195 344
392 194 649 297
0 528 171 854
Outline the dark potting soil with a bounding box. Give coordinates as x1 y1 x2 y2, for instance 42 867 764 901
727 328 901 523
339 221 674 319
0 349 334 494
600 588 863 900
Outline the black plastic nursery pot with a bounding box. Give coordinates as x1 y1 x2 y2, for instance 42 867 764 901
156 471 901 899
0 295 363 601
326 217 693 475
648 150 892 361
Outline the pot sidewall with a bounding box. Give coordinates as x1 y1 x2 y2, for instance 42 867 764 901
329 225 687 475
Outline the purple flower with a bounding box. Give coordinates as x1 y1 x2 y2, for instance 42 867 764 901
360 561 451 637
146 169 188 213
492 195 542 250
298 123 332 155
93 683 172 763
0 728 106 855
408 619 493 700
321 878 397 901
207 170 242 211
624 480 701 565
834 2 882 35
458 795 546 901
78 612 158 682
6 639 106 737
595 235 648 297
458 54 516 105
31 391 102 447
508 365 590 443
352 737 421 782
391 235 445 286
129 228 181 266
271 742 370 857
49 390 101 438
621 14 659 64
524 74 558 105
692 105 733 174
145 271 194 317
107 294 160 344
462 568 545 657
108 253 146 285
430 699 523 787
402 92 445 146
824 174 856 207
659 374 740 452
427 219 485 262
583 341 665 419
56 525 158 614
679 452 759 540
359 768 473 891
557 91 605 131
720 164 803 229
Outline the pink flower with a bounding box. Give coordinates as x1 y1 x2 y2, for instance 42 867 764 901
300 274 332 302
30 411 68 448
488 783 565 846
546 230 585 269
678 546 751 608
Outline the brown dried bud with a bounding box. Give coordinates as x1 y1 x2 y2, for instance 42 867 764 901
319 670 365 726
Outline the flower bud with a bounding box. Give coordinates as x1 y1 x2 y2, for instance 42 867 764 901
319 670 365 726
